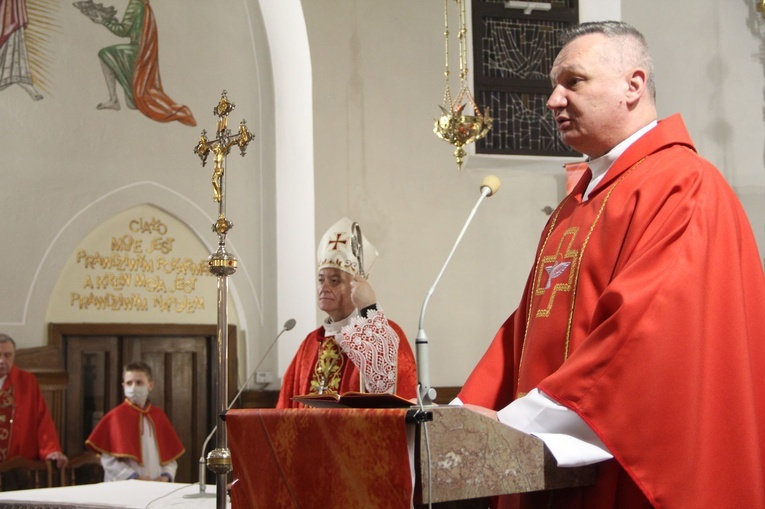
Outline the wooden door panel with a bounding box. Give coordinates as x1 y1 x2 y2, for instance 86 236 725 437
64 337 120 457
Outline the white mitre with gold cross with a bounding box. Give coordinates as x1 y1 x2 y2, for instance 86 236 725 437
316 217 378 276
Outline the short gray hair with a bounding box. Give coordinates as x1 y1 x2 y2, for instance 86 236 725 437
558 21 656 100
0 334 16 349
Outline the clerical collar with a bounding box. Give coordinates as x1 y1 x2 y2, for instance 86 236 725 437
323 309 359 336
0 376 5 388
583 120 658 201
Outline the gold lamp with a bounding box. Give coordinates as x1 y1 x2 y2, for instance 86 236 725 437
434 0 492 169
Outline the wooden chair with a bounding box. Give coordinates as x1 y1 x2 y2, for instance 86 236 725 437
60 451 103 486
0 456 53 491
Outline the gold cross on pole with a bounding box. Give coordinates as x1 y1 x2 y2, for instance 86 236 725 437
193 91 255 236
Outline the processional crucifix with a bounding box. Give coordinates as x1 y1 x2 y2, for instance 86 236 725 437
193 91 254 509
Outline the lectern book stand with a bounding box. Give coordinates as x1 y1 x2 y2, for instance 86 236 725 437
414 406 596 507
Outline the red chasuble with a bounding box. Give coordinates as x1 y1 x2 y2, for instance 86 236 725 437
459 114 765 509
277 319 418 409
0 366 61 462
85 399 184 465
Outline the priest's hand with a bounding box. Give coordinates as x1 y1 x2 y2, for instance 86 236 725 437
350 274 376 310
46 451 69 469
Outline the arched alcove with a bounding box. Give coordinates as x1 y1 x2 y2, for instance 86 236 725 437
46 202 241 326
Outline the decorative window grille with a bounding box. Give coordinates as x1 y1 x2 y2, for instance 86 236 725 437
472 0 580 157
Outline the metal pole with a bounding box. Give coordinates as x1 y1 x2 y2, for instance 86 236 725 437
214 274 229 509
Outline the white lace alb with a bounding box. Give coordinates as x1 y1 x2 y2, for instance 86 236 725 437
338 308 400 394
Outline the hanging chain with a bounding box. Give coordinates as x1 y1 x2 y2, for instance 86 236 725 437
457 0 468 84
442 0 453 111
455 0 479 112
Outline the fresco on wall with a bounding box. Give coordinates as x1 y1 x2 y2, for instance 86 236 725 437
73 0 196 126
0 0 58 100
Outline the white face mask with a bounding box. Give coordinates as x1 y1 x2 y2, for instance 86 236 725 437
124 385 150 407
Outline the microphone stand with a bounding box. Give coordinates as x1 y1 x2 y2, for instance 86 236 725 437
416 176 500 406
197 319 296 494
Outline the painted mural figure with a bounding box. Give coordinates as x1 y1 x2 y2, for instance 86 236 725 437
75 0 196 126
0 0 44 100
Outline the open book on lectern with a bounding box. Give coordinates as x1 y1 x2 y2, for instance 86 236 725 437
291 392 414 409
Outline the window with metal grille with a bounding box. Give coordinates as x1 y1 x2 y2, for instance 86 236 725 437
472 0 580 157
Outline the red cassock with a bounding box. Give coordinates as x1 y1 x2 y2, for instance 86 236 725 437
85 399 184 465
277 319 418 409
0 366 61 462
459 114 765 509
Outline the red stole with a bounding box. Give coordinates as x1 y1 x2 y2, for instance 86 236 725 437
0 367 62 462
86 399 184 465
0 384 14 462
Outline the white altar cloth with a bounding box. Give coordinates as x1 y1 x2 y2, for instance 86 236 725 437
0 480 227 509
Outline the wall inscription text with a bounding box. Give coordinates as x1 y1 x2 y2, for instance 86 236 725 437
69 216 213 313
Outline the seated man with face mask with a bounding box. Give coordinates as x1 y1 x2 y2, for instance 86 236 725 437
86 361 185 482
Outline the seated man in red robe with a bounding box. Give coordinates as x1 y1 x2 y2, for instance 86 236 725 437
277 217 417 408
86 361 184 481
0 334 68 489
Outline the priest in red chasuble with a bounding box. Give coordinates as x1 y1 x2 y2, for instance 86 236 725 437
86 361 184 481
457 21 765 509
277 217 417 408
0 334 67 469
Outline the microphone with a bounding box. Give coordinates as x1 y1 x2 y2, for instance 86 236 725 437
415 175 500 406
196 318 296 494
480 174 501 197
